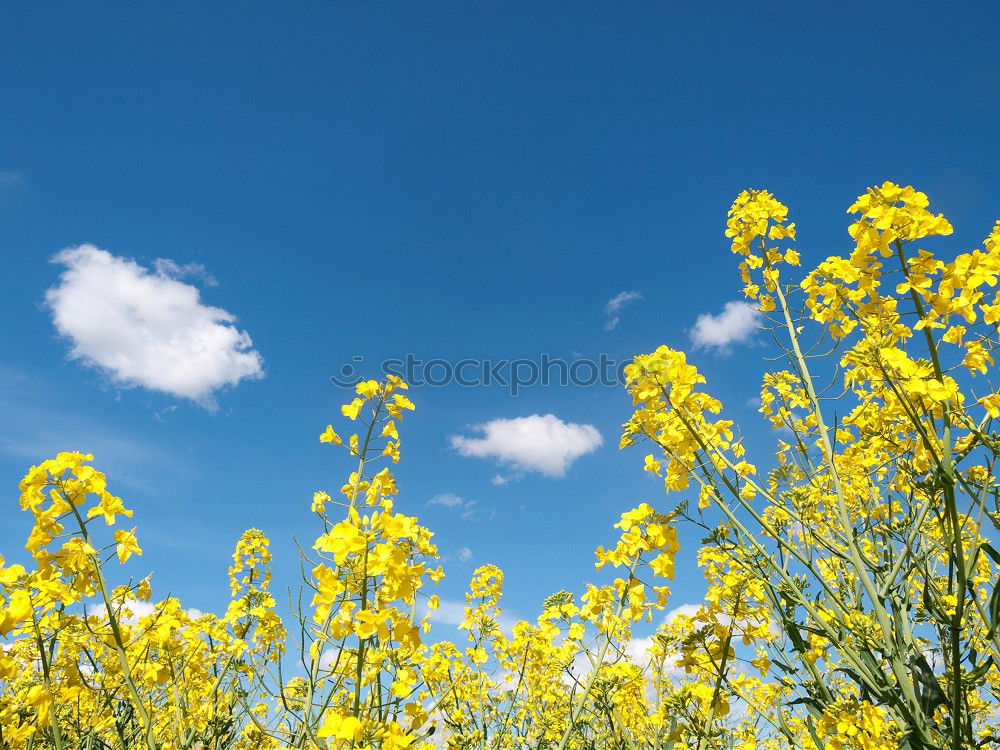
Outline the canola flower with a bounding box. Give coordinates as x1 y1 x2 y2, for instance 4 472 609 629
3 182 1000 750
623 183 1000 750
0 375 680 749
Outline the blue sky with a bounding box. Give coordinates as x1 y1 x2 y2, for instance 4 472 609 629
2 1 1000 637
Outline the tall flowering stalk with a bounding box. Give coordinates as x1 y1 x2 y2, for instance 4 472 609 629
624 184 1000 750
284 375 442 749
10 181 997 750
422 503 680 750
0 453 285 749
0 377 684 749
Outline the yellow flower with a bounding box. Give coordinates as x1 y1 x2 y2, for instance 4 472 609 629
86 492 132 525
0 589 32 636
317 712 363 741
342 397 364 420
314 520 368 564
466 647 489 664
113 529 142 564
312 491 330 513
356 379 381 399
319 424 342 444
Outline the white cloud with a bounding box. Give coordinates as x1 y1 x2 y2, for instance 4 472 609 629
689 300 760 351
46 245 263 407
663 603 701 622
451 414 602 478
456 547 473 562
117 599 204 626
604 290 643 331
152 258 218 287
154 405 178 422
319 648 337 669
427 493 465 508
421 598 467 627
426 494 490 521
120 599 158 625
623 635 654 663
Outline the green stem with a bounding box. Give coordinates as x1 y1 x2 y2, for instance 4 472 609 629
67 501 158 750
554 554 643 750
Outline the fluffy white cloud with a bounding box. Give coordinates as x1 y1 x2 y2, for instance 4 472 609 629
604 290 643 331
624 635 657 664
46 245 263 407
451 414 602 478
689 300 760 351
120 598 157 625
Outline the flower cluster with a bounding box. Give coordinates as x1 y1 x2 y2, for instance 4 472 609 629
7 181 1000 750
624 182 1000 750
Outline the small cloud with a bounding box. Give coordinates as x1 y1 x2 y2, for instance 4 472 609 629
46 245 264 408
604 290 643 331
565 634 673 684
120 599 158 625
420 598 466 627
154 405 178 422
456 547 473 562
319 648 338 669
491 473 515 486
689 300 760 352
624 634 687 678
428 493 465 508
451 414 602 478
562 605 703 683
657 602 745 635
426 493 491 521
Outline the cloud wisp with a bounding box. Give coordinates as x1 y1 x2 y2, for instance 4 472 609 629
426 493 492 521
46 245 263 408
604 290 643 331
451 414 602 479
689 300 760 352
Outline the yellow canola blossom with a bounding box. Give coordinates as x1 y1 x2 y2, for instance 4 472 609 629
5 184 1000 750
